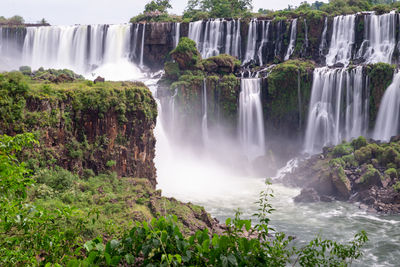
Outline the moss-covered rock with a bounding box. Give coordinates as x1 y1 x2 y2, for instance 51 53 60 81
266 59 315 135
0 71 158 185
202 54 241 74
367 63 396 127
170 37 201 70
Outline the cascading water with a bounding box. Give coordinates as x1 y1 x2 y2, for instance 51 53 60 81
325 15 355 66
140 23 146 68
302 19 309 55
202 79 209 145
257 21 270 66
319 17 328 56
18 24 144 80
244 19 258 64
188 19 241 59
174 22 180 48
238 78 266 160
373 72 400 141
284 18 297 61
304 66 369 154
356 11 397 64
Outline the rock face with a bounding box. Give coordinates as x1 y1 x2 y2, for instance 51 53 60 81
0 73 158 187
143 22 177 70
281 137 400 214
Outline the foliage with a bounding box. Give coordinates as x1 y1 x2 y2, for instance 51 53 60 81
0 15 24 25
367 63 396 128
69 187 368 266
130 0 181 22
144 0 171 13
170 37 201 69
184 0 253 20
0 133 85 265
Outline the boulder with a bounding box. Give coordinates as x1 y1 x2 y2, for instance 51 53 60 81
94 76 105 83
294 188 320 203
330 165 352 200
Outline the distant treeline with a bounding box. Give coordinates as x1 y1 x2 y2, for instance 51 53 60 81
0 15 49 26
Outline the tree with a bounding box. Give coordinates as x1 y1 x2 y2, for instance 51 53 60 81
39 18 48 25
7 15 24 24
144 0 172 13
185 0 253 18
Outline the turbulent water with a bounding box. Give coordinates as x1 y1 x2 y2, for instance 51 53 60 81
2 14 400 265
304 66 369 154
238 78 266 160
284 18 297 61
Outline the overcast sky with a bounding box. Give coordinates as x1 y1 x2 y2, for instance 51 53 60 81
2 0 328 25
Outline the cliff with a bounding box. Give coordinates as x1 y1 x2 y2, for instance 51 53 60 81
0 72 158 186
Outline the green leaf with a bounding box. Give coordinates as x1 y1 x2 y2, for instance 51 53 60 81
227 254 238 266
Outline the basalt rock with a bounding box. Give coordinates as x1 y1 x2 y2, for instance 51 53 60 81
0 73 158 187
282 137 400 214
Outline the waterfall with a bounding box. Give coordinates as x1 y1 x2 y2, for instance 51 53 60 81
244 19 258 64
174 23 180 48
284 19 297 61
19 24 140 77
257 21 270 66
356 11 397 64
88 25 107 68
303 19 309 52
373 72 400 141
297 70 302 129
188 19 241 59
131 24 140 59
325 15 355 66
239 78 266 160
304 66 369 153
140 23 146 68
202 79 209 145
319 17 328 56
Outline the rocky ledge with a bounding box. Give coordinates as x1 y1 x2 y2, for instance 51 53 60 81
281 136 400 214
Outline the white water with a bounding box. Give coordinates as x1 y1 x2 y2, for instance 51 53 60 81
373 72 400 141
202 79 209 145
319 17 328 56
326 15 355 66
140 23 145 68
244 19 258 64
174 22 180 48
1 18 400 266
304 67 369 154
238 78 266 160
284 18 297 61
257 21 270 66
357 11 397 64
188 19 241 59
17 24 145 80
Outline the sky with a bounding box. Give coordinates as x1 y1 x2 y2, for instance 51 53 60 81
2 0 328 25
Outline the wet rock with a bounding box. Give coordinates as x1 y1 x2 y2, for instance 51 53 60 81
294 188 320 203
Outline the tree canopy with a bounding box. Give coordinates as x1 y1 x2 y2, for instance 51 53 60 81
185 0 253 18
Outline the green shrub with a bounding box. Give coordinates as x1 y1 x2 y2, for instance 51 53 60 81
354 146 372 164
332 143 353 158
385 168 398 179
351 136 367 150
34 166 77 192
342 154 358 168
393 181 400 192
19 66 32 75
360 165 381 184
106 160 117 167
380 147 399 166
69 191 368 266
